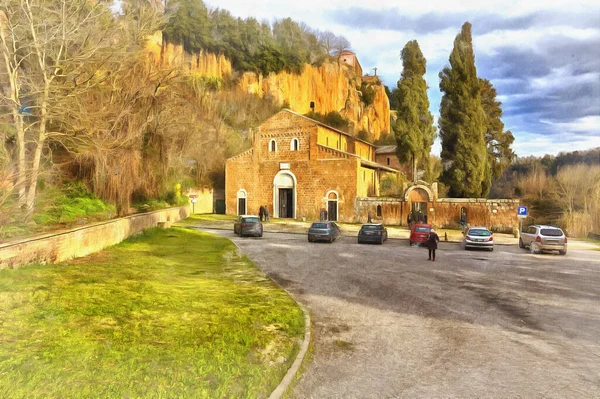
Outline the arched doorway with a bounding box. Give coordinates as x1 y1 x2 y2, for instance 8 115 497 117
273 172 296 218
326 191 338 221
404 185 434 224
237 189 247 215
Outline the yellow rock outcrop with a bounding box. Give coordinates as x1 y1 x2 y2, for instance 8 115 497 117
147 32 390 139
146 31 232 78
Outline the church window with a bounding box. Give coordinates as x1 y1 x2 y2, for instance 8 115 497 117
290 138 299 151
269 139 277 152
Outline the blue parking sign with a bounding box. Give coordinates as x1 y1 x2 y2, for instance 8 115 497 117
517 206 528 216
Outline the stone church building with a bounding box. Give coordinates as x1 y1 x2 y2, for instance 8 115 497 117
226 109 399 222
226 109 519 232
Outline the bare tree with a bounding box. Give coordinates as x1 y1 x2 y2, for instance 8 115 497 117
0 0 123 214
552 164 600 236
332 35 351 58
317 30 336 55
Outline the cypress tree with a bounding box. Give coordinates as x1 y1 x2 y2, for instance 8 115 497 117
394 40 436 182
439 22 488 197
479 78 515 194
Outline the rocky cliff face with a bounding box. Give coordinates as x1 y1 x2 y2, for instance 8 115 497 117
147 32 390 139
146 32 232 78
239 65 390 139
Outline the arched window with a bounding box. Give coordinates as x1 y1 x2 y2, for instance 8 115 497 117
376 205 382 217
269 139 277 152
290 138 299 151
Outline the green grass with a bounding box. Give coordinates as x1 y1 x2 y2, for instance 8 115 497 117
0 228 304 399
175 214 236 225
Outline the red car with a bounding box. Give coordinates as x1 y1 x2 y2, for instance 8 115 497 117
410 223 432 246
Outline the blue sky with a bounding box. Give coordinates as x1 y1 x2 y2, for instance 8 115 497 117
205 0 600 157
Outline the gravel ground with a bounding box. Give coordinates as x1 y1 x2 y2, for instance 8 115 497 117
203 228 600 399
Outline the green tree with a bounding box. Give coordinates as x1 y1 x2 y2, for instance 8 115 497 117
393 40 435 182
438 22 488 197
163 0 212 54
479 78 515 192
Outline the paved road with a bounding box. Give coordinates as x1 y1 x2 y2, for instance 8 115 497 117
206 229 600 398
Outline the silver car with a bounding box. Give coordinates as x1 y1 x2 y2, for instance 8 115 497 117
308 221 341 243
463 226 494 251
233 215 263 237
519 225 567 255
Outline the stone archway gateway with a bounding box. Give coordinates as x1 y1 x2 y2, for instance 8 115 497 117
273 171 297 218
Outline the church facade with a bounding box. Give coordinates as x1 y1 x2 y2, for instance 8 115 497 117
225 109 399 222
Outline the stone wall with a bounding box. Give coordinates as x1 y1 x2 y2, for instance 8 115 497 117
0 207 190 270
434 199 519 233
355 198 519 232
185 187 213 214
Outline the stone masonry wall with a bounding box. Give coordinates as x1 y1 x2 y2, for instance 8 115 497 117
355 198 519 232
0 206 190 270
434 199 519 233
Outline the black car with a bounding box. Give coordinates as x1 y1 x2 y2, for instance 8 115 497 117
233 215 263 237
308 221 341 243
358 223 388 244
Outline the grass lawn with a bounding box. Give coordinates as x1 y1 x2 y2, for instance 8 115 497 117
0 228 304 399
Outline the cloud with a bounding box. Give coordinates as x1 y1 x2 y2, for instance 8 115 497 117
325 8 600 35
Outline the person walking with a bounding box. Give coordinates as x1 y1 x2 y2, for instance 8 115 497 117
367 210 372 223
427 228 440 261
259 206 265 221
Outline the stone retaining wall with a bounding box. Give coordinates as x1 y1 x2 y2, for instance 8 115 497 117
0 206 190 270
355 198 519 233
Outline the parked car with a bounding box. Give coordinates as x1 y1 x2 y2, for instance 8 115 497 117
233 215 263 237
409 223 432 246
463 226 494 251
358 223 388 244
519 225 567 255
308 221 341 243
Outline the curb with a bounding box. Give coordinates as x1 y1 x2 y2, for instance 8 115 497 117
268 305 311 399
215 230 312 399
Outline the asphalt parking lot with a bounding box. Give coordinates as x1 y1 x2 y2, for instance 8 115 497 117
205 229 600 398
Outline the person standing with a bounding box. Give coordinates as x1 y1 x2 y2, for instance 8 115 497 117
427 229 440 261
259 206 265 221
367 210 372 223
407 213 412 229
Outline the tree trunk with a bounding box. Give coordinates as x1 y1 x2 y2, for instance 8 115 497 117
0 24 26 205
25 86 49 214
411 153 417 182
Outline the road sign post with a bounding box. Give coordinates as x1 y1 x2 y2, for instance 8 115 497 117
517 206 528 237
189 195 198 214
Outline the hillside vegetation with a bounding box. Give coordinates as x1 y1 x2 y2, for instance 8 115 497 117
2 0 351 240
490 148 600 237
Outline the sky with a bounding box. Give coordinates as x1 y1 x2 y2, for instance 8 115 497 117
204 0 600 158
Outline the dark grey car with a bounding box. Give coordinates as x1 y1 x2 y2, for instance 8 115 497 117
308 222 341 243
358 223 388 244
234 215 263 237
